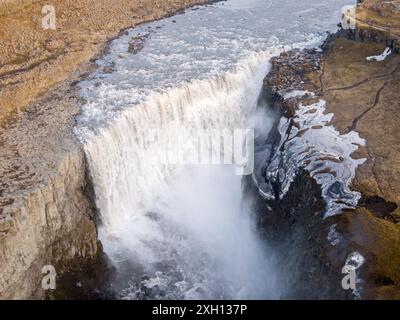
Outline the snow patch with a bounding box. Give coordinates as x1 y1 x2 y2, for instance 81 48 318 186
367 47 392 62
282 90 315 100
256 97 366 217
345 251 365 270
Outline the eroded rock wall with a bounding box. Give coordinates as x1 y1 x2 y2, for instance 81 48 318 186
0 149 100 299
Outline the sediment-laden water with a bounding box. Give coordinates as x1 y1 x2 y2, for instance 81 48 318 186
75 0 355 299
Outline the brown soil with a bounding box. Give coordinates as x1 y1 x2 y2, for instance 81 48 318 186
349 0 400 43
321 36 400 299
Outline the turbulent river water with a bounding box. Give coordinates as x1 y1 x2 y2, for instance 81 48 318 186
75 0 355 299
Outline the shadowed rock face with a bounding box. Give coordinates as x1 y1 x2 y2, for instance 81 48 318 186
258 3 400 298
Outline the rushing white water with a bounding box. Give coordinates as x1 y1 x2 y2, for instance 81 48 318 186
83 52 272 230
83 53 282 299
75 0 355 299
118 165 281 299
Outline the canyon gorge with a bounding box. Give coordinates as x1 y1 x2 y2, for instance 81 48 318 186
1 0 400 300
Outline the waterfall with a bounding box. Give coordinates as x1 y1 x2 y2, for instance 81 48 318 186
83 52 269 232
79 51 283 299
71 0 357 300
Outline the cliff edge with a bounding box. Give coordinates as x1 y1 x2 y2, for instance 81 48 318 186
259 0 400 299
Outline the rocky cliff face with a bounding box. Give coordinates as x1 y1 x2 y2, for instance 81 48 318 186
254 0 400 299
0 60 107 298
0 149 101 299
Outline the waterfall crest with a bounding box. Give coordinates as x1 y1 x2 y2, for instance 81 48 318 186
78 52 283 299
82 52 271 232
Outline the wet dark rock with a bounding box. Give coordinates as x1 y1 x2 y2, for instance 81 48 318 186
128 36 146 54
103 62 115 74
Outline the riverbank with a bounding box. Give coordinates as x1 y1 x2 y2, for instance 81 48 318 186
0 0 217 124
257 0 400 299
0 0 215 299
